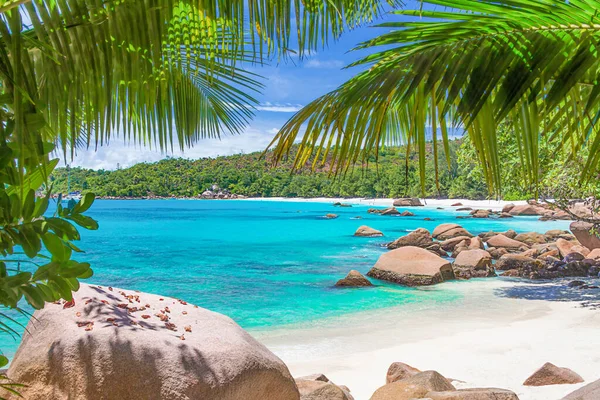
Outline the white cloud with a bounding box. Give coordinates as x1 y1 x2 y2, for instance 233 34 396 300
66 126 282 170
304 59 345 69
255 102 303 112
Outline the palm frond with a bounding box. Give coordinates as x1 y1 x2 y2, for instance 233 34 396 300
269 0 600 195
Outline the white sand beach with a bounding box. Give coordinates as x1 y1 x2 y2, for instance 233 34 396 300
255 279 600 400
245 197 528 211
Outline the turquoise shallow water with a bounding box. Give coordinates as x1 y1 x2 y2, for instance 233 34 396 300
1 199 572 360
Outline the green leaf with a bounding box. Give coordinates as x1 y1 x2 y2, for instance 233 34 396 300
73 193 95 214
0 354 7 368
41 233 69 262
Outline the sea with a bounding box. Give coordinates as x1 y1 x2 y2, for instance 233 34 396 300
0 199 582 361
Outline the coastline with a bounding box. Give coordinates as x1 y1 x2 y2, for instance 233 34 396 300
254 279 600 400
90 196 528 212
242 197 528 211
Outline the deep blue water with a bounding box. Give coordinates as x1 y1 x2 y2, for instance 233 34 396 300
0 199 574 360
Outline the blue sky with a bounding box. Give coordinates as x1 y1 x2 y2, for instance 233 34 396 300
70 5 409 170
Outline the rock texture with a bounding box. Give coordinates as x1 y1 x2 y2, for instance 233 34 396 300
452 249 495 279
370 371 455 400
570 221 600 250
514 232 547 246
354 226 384 237
523 362 584 386
509 204 540 216
486 234 528 250
387 228 433 250
393 198 423 207
495 254 541 271
7 284 299 400
386 362 421 384
296 379 353 400
562 378 600 400
426 388 520 399
432 224 473 240
335 270 373 287
367 247 455 286
381 207 400 216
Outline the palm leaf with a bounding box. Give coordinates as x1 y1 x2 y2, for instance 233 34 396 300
269 0 600 195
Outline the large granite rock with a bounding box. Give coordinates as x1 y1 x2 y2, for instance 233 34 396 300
514 232 547 246
509 204 540 216
426 388 520 399
589 249 600 260
367 247 455 286
354 226 384 237
432 224 473 240
7 284 299 400
556 238 589 258
370 371 455 400
381 207 400 216
495 254 541 271
387 228 433 250
393 198 423 207
386 362 421 384
440 236 473 251
296 379 353 400
562 378 600 399
570 221 600 250
502 203 516 213
452 249 495 279
335 270 373 287
486 234 528 250
523 362 584 386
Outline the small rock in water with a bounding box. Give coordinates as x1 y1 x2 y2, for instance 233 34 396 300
324 213 338 219
568 280 586 288
335 270 373 287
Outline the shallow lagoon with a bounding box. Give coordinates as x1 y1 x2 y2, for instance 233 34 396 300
0 199 575 359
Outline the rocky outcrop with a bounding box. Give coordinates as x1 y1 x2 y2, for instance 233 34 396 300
386 362 421 384
495 254 541 271
502 203 516 213
556 238 589 258
440 236 473 251
381 207 400 216
432 224 473 240
296 378 353 400
509 204 540 216
399 211 415 217
589 249 600 260
562 378 600 400
479 230 517 241
371 371 455 400
523 362 584 386
6 284 299 400
393 198 423 207
354 226 384 237
367 247 455 286
514 232 547 246
335 270 373 287
325 213 339 219
387 228 433 250
488 247 509 259
570 221 600 250
486 234 528 250
426 388 520 399
471 209 491 218
452 249 495 279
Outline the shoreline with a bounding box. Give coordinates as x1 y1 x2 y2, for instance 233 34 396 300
90 196 528 211
253 279 600 400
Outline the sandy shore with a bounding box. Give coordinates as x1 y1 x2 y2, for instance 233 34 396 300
244 197 528 211
254 279 600 400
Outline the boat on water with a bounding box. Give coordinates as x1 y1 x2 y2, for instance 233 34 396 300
62 191 82 202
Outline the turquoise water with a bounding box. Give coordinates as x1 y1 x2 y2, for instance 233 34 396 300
1 199 571 360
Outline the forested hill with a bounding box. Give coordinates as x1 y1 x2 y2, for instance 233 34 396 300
50 136 596 200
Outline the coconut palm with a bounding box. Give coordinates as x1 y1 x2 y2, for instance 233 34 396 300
0 0 395 372
269 0 600 195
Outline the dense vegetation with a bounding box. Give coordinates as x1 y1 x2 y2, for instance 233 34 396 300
51 133 599 201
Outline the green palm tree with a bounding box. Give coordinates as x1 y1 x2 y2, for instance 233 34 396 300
0 0 395 373
269 0 600 196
